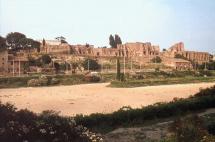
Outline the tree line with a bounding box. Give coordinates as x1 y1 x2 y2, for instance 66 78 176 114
1 32 123 52
109 34 122 48
0 32 40 52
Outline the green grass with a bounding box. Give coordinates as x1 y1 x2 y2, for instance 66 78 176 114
0 74 87 89
54 74 86 85
0 73 117 89
109 76 215 88
1 70 215 89
0 76 38 88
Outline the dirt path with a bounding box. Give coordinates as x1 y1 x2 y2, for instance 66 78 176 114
0 82 214 116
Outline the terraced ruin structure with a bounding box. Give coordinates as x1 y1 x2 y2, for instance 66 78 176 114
0 39 211 75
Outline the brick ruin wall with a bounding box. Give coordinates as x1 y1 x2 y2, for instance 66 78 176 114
40 41 210 64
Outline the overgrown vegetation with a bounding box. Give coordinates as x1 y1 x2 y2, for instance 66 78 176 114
74 85 215 133
174 54 189 61
82 58 100 71
161 115 215 142
5 32 40 52
0 103 102 142
1 70 215 89
110 76 215 88
0 74 95 89
116 58 125 81
151 56 162 63
198 61 215 70
109 70 215 88
0 36 6 51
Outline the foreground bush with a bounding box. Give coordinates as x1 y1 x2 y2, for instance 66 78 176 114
27 75 49 87
27 78 41 86
84 75 101 83
167 115 215 142
50 77 60 85
0 102 103 142
75 86 215 132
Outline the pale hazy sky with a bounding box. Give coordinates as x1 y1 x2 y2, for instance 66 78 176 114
0 0 215 53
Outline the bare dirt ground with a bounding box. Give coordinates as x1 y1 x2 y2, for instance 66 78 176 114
104 108 215 142
0 82 215 116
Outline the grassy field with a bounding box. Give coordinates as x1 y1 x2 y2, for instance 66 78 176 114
0 74 87 89
110 76 215 88
1 70 215 89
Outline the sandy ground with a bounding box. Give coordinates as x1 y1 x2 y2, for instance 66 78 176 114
0 82 215 116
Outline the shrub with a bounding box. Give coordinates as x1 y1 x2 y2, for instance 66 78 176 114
54 62 60 73
119 73 125 81
208 123 215 136
27 79 41 86
169 115 215 142
131 73 144 80
41 54 51 64
151 56 162 63
50 77 60 85
0 102 103 142
39 75 48 86
82 58 100 71
27 75 49 87
84 75 101 83
194 85 215 97
199 70 213 77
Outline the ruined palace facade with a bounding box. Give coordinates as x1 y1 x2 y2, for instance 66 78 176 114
40 40 71 55
40 40 160 58
70 42 160 58
39 40 210 64
163 42 210 64
1 40 211 75
0 50 8 74
117 42 160 57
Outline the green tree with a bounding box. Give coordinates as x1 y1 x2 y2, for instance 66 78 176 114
6 32 40 52
27 56 42 67
71 62 78 73
0 36 6 51
55 36 67 43
41 54 52 64
6 32 26 50
163 48 167 51
115 34 122 45
42 38 46 47
109 34 122 48
116 58 121 80
85 43 90 48
33 40 41 52
28 56 37 66
82 58 100 71
151 56 162 63
54 62 60 73
19 38 40 52
109 34 116 48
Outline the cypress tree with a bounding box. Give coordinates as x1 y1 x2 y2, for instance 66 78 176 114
116 58 121 80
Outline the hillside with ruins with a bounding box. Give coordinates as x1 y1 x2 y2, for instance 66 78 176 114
1 1 215 141
0 33 212 76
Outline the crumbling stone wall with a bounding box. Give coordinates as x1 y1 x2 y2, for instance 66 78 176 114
164 42 210 64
